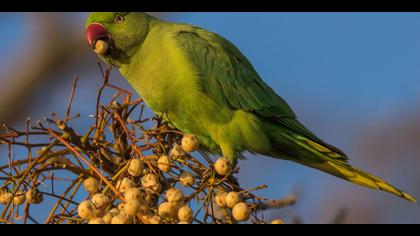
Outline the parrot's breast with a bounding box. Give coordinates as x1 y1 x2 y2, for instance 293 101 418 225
118 23 272 156
119 26 228 133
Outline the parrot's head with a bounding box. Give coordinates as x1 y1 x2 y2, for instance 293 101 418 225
85 12 152 67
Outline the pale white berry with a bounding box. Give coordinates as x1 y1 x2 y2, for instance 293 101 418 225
103 208 120 223
116 177 135 193
0 193 6 205
181 134 199 153
94 40 109 55
124 188 144 202
0 189 7 204
215 191 228 208
166 188 184 203
271 219 285 224
232 202 251 222
123 200 141 216
148 215 161 224
111 213 131 224
179 171 195 187
102 212 116 224
13 190 26 205
78 200 95 220
178 205 193 223
158 202 178 220
141 173 158 185
127 159 144 177
25 189 43 204
141 174 161 193
157 155 171 172
214 157 231 176
0 192 12 205
226 192 241 208
88 217 106 224
92 193 110 208
83 177 99 193
0 189 11 205
169 144 186 160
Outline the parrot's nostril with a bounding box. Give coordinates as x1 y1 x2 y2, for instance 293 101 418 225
85 23 108 48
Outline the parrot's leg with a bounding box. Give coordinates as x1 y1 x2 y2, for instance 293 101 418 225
220 143 238 167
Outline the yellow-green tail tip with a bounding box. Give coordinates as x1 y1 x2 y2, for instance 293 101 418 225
312 160 417 203
402 192 417 203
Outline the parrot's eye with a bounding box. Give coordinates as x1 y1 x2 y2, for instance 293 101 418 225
114 15 125 23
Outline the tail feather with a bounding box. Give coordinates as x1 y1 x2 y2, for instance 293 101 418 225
277 132 417 202
319 159 416 202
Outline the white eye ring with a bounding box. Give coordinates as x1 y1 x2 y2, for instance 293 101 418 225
115 15 125 23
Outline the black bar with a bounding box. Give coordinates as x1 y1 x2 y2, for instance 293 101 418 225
1 0 420 12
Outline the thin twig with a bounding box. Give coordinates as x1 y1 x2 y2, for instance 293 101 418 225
65 76 79 122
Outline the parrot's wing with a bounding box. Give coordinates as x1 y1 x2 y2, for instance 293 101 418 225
174 26 346 157
175 27 296 120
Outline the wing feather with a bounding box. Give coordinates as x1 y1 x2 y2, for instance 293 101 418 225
173 26 347 159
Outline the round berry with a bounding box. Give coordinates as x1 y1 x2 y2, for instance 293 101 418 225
215 191 227 208
92 193 110 208
116 177 135 193
0 192 12 205
157 155 171 172
94 40 109 55
271 219 285 224
232 202 250 222
214 157 231 176
127 159 144 177
141 174 161 193
181 134 199 153
78 200 95 220
111 213 131 224
102 211 117 224
0 188 8 204
124 187 144 202
179 171 195 187
226 191 241 208
88 217 106 224
83 177 99 193
13 190 26 205
148 215 161 224
178 205 193 223
25 189 43 204
158 202 178 220
169 144 186 160
123 200 141 216
166 188 184 203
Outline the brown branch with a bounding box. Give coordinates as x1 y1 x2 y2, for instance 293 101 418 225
47 128 124 202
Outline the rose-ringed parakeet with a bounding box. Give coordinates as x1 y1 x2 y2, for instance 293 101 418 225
85 12 416 202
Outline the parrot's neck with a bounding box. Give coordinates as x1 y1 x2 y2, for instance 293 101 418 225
107 15 162 69
118 21 195 114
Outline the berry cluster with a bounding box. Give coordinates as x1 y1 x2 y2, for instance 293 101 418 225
0 66 294 224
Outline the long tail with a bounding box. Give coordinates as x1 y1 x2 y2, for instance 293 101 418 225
273 131 417 202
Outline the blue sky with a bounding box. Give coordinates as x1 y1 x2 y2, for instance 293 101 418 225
1 12 420 223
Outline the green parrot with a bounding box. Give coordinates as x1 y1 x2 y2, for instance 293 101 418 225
85 12 416 202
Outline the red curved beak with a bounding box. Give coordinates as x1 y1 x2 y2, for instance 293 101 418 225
85 23 108 48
